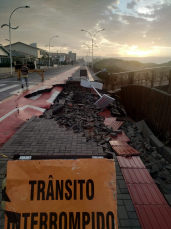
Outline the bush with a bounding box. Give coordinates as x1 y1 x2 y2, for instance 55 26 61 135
0 63 14 67
15 64 35 70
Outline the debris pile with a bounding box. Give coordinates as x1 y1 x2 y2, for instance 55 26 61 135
42 82 127 153
120 121 171 205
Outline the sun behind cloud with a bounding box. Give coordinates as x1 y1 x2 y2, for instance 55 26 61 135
124 46 158 57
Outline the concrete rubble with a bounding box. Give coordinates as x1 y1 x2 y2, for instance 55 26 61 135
120 121 171 206
41 81 127 156
40 80 171 206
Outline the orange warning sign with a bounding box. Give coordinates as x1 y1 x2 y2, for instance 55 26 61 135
4 159 118 229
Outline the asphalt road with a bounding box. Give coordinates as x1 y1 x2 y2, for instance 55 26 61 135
0 66 76 102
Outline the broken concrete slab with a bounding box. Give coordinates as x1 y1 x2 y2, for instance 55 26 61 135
136 120 154 139
149 135 164 154
162 147 171 164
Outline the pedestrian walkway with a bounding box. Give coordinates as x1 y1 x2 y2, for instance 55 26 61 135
0 66 79 148
0 119 141 229
0 80 142 229
1 77 170 229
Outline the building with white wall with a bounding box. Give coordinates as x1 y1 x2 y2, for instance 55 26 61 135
4 42 46 59
50 53 65 62
0 44 10 63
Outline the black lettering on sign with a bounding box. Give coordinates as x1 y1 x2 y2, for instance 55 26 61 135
74 180 77 200
7 216 21 229
31 213 38 229
78 180 85 200
40 213 48 229
22 213 30 229
106 211 115 229
46 180 54 200
59 212 67 229
56 180 63 200
97 212 105 229
91 212 95 229
69 212 80 229
49 212 57 229
86 179 94 200
82 212 90 229
37 181 45 200
65 180 72 200
29 181 37 201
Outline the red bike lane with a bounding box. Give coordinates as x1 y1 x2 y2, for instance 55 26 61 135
0 67 79 148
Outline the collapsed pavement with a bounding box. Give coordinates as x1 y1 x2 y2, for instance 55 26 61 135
40 80 171 207
120 121 171 206
41 81 127 156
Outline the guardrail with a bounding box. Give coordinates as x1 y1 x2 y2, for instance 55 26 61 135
95 66 171 94
17 69 45 81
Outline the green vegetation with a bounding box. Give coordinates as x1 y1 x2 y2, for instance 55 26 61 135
93 58 171 75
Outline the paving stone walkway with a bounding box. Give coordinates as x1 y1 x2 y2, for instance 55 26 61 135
0 115 141 229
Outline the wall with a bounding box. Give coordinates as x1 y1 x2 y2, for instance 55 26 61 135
120 85 171 141
5 43 38 58
0 67 15 74
0 48 8 56
59 55 65 62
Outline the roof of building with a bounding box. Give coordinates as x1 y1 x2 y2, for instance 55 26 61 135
0 44 10 56
11 50 36 58
4 42 46 52
50 53 66 55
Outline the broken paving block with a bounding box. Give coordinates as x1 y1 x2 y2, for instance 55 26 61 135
110 133 117 137
150 164 159 174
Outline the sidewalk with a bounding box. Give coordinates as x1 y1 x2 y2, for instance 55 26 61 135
0 80 142 229
0 66 79 148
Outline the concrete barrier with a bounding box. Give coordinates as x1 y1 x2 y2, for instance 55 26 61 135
162 147 171 163
136 119 165 155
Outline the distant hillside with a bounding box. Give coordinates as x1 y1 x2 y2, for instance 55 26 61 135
93 58 171 73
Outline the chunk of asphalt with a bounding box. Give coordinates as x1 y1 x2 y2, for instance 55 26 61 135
52 104 64 115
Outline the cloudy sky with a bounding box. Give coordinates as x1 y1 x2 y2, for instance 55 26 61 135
0 0 171 60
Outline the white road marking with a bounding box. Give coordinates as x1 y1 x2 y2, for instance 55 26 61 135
0 84 6 87
46 91 60 103
28 86 48 100
0 84 19 93
0 105 45 122
29 94 42 100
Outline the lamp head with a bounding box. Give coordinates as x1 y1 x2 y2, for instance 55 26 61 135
1 24 9 28
25 6 30 8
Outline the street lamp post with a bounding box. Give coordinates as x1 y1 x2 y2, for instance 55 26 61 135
48 36 58 68
59 44 67 65
81 29 105 71
1 6 30 75
83 43 91 64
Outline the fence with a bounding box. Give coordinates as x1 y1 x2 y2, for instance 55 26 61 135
94 67 171 94
120 84 171 143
